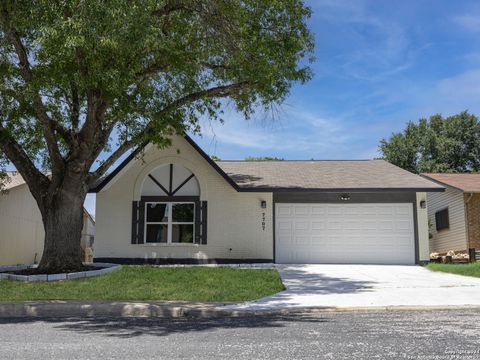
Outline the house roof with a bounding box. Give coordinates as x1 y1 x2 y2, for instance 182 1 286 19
2 171 95 219
216 160 445 192
421 173 480 193
1 171 27 190
90 135 444 193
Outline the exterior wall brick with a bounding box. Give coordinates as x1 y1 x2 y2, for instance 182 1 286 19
465 193 480 249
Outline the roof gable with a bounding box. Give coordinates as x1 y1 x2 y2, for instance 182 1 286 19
90 135 238 193
421 173 480 193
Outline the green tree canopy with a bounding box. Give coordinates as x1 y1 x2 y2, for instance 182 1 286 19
245 156 284 161
0 0 313 272
379 111 480 173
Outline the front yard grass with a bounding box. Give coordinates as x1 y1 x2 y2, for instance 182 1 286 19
426 262 480 278
0 266 284 302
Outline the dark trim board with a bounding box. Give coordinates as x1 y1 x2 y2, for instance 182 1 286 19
247 187 444 193
141 196 200 202
94 258 273 265
273 191 416 203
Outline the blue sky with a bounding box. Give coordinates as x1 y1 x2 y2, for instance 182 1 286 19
192 0 480 160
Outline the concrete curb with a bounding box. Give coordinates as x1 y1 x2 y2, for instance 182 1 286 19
0 301 479 319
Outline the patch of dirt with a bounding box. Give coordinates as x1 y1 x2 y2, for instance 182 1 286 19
4 265 103 276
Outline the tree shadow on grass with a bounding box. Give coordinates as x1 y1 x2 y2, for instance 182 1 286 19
0 314 330 339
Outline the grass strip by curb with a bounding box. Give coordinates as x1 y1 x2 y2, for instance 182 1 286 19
426 262 480 278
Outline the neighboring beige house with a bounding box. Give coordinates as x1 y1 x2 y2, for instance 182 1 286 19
0 172 95 266
421 173 480 259
90 135 444 265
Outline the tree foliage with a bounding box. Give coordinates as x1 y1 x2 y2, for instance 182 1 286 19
245 156 284 161
379 111 480 173
0 0 313 271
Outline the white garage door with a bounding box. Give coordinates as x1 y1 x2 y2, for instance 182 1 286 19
275 203 415 264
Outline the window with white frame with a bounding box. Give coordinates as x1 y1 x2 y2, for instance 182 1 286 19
145 202 195 244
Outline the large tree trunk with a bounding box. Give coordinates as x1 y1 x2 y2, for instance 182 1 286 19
37 181 87 273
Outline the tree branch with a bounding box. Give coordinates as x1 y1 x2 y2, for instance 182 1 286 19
160 81 254 114
1 9 66 173
135 61 232 83
152 2 189 17
135 61 170 82
69 81 80 129
0 125 50 201
87 139 136 185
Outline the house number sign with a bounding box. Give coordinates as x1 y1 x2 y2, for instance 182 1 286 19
261 212 266 231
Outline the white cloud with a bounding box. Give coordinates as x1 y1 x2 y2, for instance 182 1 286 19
454 14 480 32
195 108 359 159
401 68 480 121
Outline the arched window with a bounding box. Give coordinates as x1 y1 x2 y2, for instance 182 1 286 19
131 164 207 245
141 164 200 197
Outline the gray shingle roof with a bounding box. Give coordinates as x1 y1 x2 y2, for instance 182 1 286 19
216 160 444 191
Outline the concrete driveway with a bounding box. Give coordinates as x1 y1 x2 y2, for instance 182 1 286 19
226 264 480 311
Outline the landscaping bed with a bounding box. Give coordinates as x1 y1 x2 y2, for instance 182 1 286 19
0 266 284 302
426 262 480 278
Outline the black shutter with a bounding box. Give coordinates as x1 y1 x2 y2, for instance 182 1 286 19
194 200 201 244
201 201 208 245
131 201 139 244
138 200 145 244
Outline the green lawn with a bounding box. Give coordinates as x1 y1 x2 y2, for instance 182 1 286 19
0 266 284 302
426 262 480 278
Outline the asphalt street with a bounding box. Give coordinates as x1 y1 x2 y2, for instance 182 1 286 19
0 310 479 360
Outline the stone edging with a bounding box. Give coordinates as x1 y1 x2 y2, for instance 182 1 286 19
0 263 121 282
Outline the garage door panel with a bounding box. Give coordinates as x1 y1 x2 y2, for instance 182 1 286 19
294 205 310 216
327 206 342 215
277 235 292 245
294 221 310 231
311 205 326 215
396 219 412 231
311 221 325 230
275 203 415 265
295 235 310 245
377 205 394 215
378 220 394 230
276 205 293 217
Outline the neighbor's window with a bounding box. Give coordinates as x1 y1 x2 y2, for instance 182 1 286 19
435 208 449 231
145 203 194 244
